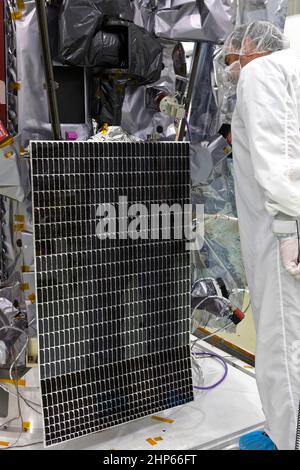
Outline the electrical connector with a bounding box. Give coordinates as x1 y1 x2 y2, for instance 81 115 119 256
230 308 245 325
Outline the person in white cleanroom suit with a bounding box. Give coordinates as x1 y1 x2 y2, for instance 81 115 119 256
223 21 300 450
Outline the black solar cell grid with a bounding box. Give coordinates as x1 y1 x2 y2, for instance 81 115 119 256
31 141 193 447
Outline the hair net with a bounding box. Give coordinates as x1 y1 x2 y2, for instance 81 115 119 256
223 21 290 58
222 24 249 59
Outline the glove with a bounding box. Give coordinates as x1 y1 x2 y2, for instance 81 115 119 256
279 237 300 281
273 216 300 282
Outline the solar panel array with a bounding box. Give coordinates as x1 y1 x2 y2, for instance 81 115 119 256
31 141 193 447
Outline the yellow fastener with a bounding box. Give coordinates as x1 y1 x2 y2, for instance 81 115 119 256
22 422 31 431
146 438 157 446
151 416 175 424
11 11 23 21
4 151 14 158
0 442 9 447
28 293 36 305
17 0 25 10
15 215 25 222
21 283 30 291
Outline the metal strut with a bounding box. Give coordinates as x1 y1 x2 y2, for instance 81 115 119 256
176 42 202 142
35 0 62 140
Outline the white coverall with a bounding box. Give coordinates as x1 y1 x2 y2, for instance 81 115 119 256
232 49 300 450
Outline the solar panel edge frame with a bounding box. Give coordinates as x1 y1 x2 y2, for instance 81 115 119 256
29 140 48 450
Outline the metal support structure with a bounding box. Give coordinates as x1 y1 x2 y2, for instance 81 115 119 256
0 0 7 285
176 42 202 142
0 0 6 126
35 0 62 140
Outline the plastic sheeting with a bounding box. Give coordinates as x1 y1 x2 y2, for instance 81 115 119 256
0 132 31 295
191 136 247 300
91 75 127 127
125 21 163 84
213 48 238 126
121 40 186 140
89 20 163 127
88 126 141 142
0 194 32 285
1 197 18 284
0 286 27 369
88 31 124 69
59 0 134 65
134 0 157 32
88 19 163 85
57 0 163 127
0 135 30 203
15 1 91 146
190 277 237 333
59 3 163 86
236 0 288 31
0 298 18 339
190 135 232 186
154 0 235 43
0 202 35 370
0 298 26 348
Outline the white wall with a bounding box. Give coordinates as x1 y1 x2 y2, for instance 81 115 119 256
288 0 300 16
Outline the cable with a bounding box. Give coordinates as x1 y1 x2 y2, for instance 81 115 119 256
12 441 43 449
0 385 23 450
191 295 229 325
0 416 20 431
191 354 205 391
190 295 234 351
203 214 238 222
28 318 37 332
1 338 29 450
0 325 41 450
191 323 232 352
19 396 42 415
0 359 41 411
0 383 41 409
191 284 250 351
242 299 251 314
0 324 27 337
192 228 240 290
230 288 251 314
10 341 42 414
192 352 228 391
0 321 42 413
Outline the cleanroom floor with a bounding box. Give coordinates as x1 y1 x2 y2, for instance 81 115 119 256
1 343 264 451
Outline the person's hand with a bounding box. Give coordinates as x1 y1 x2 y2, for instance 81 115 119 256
279 238 300 281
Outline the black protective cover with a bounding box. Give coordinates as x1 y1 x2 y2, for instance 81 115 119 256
58 0 133 65
58 1 163 85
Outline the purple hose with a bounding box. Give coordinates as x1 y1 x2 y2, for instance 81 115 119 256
193 352 228 390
